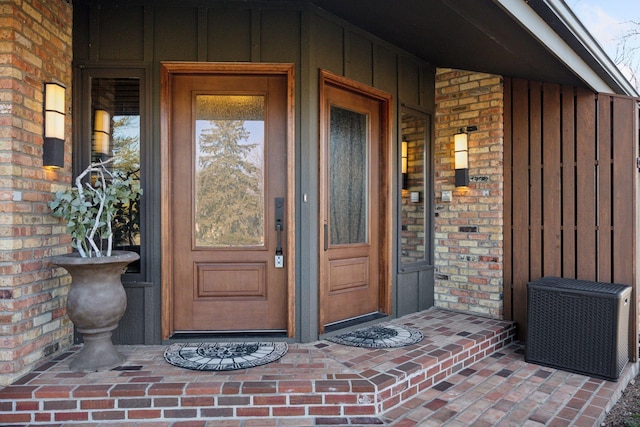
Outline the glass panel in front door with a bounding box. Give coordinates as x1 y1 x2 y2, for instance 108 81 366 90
329 105 369 245
194 95 265 247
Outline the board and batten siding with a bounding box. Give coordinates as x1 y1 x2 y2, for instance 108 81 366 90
73 0 436 344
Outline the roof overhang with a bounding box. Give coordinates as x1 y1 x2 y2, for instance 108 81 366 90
305 0 638 96
500 0 638 96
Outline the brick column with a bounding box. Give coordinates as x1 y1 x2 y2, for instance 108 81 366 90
0 0 73 385
433 68 504 318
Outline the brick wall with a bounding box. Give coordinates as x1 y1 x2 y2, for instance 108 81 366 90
0 0 73 386
433 68 504 318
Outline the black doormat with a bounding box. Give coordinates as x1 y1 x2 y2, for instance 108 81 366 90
327 324 424 348
163 342 288 371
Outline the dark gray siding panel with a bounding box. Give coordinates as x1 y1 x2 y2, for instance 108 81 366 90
346 32 373 86
208 8 252 62
419 269 435 310
154 7 198 61
374 45 398 95
73 3 91 62
261 10 302 64
399 57 421 106
421 67 436 111
314 17 343 75
397 272 419 317
113 283 155 344
99 5 145 61
397 269 435 317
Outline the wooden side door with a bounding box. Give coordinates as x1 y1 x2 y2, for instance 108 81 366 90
319 71 392 332
161 64 294 336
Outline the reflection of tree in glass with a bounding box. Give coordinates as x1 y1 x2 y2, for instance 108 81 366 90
112 116 140 173
111 116 141 248
196 120 263 246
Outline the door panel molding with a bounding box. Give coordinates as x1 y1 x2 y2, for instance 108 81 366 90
195 262 266 299
329 257 369 293
160 62 295 339
318 70 393 332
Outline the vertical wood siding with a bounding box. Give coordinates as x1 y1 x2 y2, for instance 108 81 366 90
504 78 639 359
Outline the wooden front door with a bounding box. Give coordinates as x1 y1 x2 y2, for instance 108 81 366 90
319 71 392 333
161 63 294 337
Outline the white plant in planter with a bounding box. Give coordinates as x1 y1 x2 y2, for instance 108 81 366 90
48 158 142 257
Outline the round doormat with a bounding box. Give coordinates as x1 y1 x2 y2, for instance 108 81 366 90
327 324 423 348
164 342 288 371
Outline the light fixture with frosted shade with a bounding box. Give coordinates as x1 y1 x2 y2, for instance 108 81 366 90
401 141 408 189
43 83 66 169
93 109 111 156
454 131 469 187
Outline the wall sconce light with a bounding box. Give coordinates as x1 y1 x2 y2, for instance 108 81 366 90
43 83 66 169
93 109 111 156
454 132 469 187
454 126 477 187
401 141 408 190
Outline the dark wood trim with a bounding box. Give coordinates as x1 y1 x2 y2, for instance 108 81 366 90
160 62 296 340
575 88 597 281
611 95 639 361
160 64 173 340
561 85 576 279
285 64 297 338
510 78 529 333
542 83 561 277
503 78 512 321
529 81 542 281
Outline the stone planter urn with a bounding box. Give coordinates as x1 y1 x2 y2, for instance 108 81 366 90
50 251 139 371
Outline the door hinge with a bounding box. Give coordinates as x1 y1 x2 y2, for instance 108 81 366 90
637 158 640 171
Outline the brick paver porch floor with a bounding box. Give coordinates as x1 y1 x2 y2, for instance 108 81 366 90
1 308 637 426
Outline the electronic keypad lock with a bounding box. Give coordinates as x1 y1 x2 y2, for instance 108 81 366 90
275 198 284 268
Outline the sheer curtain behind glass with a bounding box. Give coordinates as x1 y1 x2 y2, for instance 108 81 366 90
329 106 368 245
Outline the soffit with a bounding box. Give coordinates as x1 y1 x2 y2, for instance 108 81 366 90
306 0 590 88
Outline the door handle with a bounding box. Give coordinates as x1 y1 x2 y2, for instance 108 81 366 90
275 198 284 255
274 198 284 268
324 223 328 251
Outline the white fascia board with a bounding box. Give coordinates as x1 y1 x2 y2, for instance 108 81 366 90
541 0 638 96
493 0 629 95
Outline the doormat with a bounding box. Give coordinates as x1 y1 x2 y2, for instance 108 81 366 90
163 342 288 371
327 324 423 348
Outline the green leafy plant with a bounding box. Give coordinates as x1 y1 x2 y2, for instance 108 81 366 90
112 167 141 248
48 158 142 257
626 414 640 427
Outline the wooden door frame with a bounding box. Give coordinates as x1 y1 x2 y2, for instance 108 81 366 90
318 69 393 332
160 62 296 340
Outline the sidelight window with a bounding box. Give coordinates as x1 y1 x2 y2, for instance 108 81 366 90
399 109 432 269
88 75 143 274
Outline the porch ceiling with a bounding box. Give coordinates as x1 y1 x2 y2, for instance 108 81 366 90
306 0 621 92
